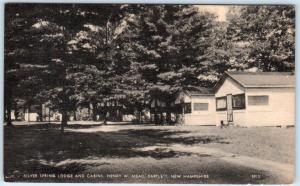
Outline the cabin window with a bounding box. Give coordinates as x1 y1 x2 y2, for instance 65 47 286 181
216 97 227 111
184 103 191 113
194 103 209 111
248 95 269 106
232 94 246 109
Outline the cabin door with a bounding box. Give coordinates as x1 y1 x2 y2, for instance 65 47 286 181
226 94 233 123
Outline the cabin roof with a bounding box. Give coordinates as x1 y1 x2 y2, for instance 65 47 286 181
182 86 214 96
225 71 295 88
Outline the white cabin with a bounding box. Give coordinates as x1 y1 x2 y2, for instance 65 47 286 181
215 72 295 127
175 87 216 125
24 113 39 122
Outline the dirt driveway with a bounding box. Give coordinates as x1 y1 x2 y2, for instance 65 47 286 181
4 123 295 184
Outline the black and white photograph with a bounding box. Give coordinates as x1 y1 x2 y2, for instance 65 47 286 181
4 3 295 184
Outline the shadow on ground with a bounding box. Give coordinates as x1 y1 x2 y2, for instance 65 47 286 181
4 124 231 180
121 129 230 145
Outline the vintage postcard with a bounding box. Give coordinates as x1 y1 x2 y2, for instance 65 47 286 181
4 3 295 184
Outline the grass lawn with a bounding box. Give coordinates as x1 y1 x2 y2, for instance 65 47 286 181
4 123 295 183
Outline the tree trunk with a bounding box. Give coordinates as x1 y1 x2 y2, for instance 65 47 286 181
28 104 31 123
119 109 123 122
166 101 172 125
154 109 159 125
138 110 142 124
5 87 13 126
39 104 43 122
73 110 77 121
92 103 97 121
88 106 91 120
14 102 19 121
116 108 121 121
103 111 107 125
6 103 12 126
48 107 51 124
23 107 26 121
154 100 159 125
166 112 172 125
161 110 166 125
61 110 68 131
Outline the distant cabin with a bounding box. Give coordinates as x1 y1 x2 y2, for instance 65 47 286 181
215 72 295 127
175 87 215 125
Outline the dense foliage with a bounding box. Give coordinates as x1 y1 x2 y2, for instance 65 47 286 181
4 4 295 125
